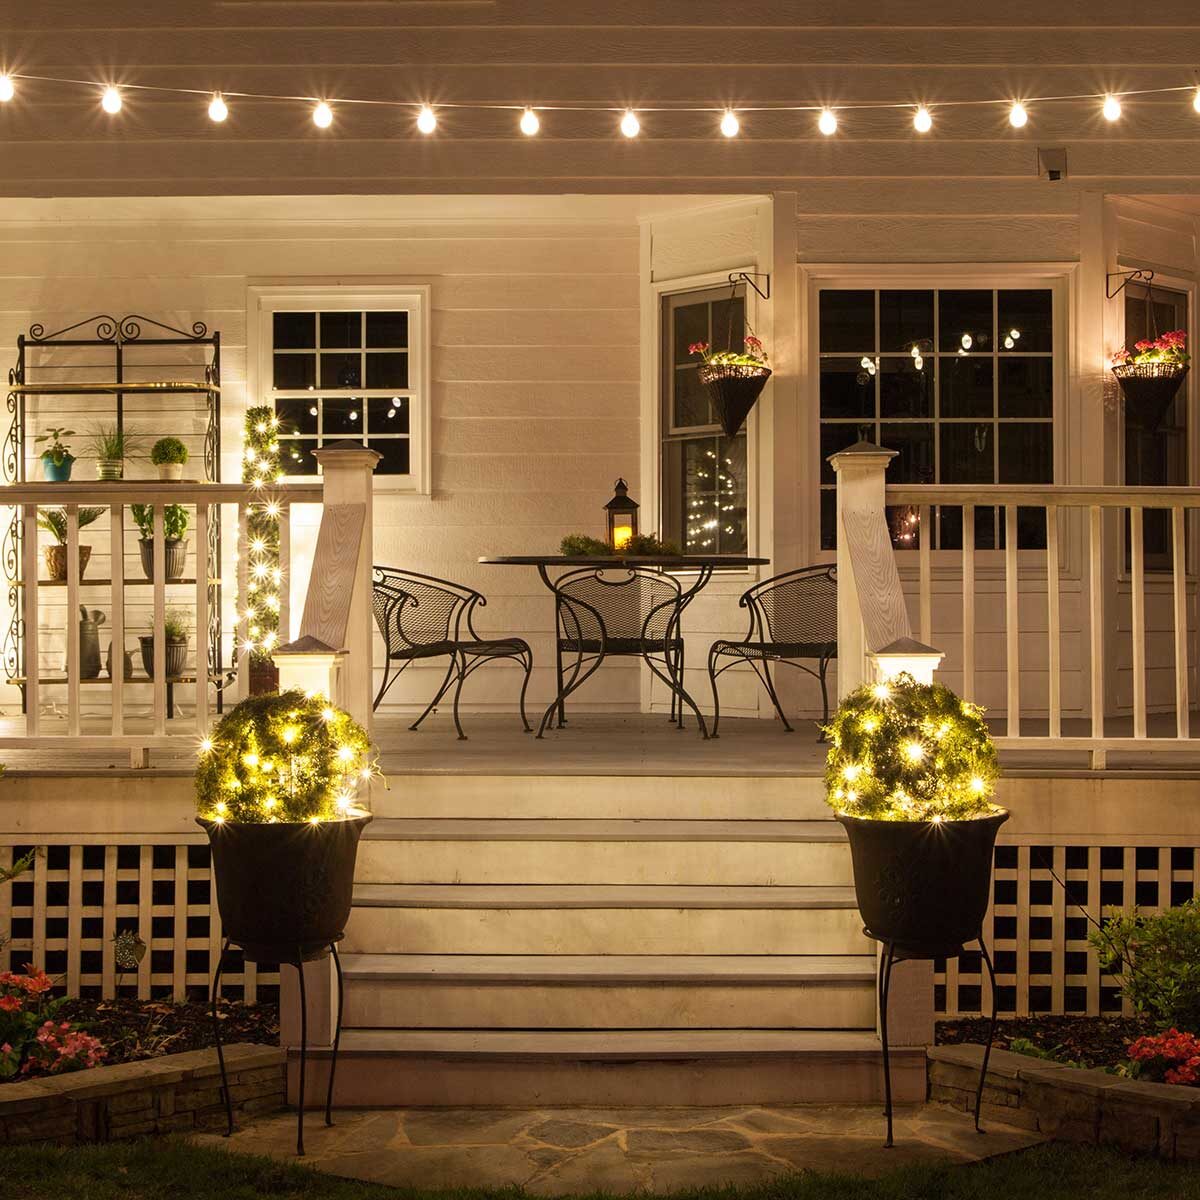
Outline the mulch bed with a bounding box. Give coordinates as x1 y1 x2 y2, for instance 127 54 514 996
937 1015 1152 1069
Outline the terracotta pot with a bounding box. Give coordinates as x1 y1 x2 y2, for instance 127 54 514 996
43 544 91 582
837 810 1009 958
197 814 372 963
138 538 188 582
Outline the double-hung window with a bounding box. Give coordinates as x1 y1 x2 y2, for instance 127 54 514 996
818 286 1056 551
251 286 430 492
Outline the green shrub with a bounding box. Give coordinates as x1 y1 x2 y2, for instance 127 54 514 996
130 503 189 541
1091 899 1200 1031
36 507 105 544
150 436 188 465
163 609 188 641
90 424 131 462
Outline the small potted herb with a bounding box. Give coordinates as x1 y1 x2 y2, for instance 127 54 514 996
150 436 189 481
131 503 189 581
140 608 188 679
90 424 131 481
37 506 104 581
1111 330 1190 432
690 334 771 438
35 428 77 482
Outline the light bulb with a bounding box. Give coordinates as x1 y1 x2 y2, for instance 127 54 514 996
1009 102 1028 128
416 105 437 134
913 106 933 133
817 108 838 136
1194 88 1200 115
208 93 228 122
519 107 540 136
1102 94 1122 122
101 86 122 114
313 100 333 128
620 109 640 138
0 75 13 103
719 109 739 138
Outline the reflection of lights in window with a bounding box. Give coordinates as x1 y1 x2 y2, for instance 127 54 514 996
960 333 973 350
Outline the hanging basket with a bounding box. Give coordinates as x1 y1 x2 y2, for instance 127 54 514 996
1112 362 1189 432
698 363 772 438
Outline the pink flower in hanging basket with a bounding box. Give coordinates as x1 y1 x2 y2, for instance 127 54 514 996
1114 330 1190 368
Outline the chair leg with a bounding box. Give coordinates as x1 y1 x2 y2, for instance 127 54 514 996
372 657 392 713
817 661 831 741
554 639 567 729
674 644 686 731
517 649 533 733
410 656 456 732
761 660 795 733
708 651 723 739
449 653 470 741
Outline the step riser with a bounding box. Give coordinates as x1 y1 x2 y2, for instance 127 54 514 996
372 775 828 821
356 841 851 886
342 980 876 1030
291 1053 926 1107
344 906 869 956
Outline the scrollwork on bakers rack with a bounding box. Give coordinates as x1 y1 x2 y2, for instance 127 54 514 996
27 314 212 344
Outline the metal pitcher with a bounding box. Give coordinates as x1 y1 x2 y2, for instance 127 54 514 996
78 606 104 680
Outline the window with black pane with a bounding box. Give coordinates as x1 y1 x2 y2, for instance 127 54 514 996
268 308 414 479
660 285 749 554
818 287 1055 551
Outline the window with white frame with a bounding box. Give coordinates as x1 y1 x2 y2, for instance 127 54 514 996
818 286 1056 551
253 287 429 491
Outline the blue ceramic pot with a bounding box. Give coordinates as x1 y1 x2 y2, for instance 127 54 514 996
41 455 74 482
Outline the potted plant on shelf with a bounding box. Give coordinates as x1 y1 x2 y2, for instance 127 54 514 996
37 506 105 581
195 691 375 964
150 436 189 481
35 428 77 482
1111 330 1190 432
690 334 772 438
90 424 131 481
139 609 188 679
131 503 189 581
825 672 1005 957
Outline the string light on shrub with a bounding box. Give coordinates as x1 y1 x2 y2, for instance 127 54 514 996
620 109 640 138
237 404 285 667
312 99 333 128
817 108 838 136
0 75 14 102
1102 94 1122 121
913 106 933 133
101 86 122 114
519 106 540 136
416 104 437 134
1009 101 1029 128
207 92 228 122
719 109 740 137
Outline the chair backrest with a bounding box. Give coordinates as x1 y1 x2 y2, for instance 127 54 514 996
745 566 837 649
555 567 682 646
371 566 476 654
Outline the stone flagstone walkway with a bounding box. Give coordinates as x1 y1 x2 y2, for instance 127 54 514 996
193 1103 1044 1193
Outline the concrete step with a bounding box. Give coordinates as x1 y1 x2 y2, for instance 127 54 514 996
292 1029 925 1107
340 952 877 1030
370 773 829 820
357 818 851 885
343 883 868 955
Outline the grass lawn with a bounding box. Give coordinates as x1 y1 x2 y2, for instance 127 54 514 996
0 1139 1197 1200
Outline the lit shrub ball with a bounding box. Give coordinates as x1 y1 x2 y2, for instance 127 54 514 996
824 673 999 821
195 690 373 825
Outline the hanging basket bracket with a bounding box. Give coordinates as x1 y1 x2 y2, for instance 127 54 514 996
1106 268 1154 300
728 271 771 301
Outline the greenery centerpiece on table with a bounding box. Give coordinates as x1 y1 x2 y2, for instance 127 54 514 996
560 533 681 557
195 691 376 962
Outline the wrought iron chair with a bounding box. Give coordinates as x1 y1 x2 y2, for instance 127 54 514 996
707 565 837 737
546 566 702 737
371 566 532 740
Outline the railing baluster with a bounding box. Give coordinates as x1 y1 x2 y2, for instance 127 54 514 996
918 503 931 644
1045 504 1061 739
152 504 166 735
66 504 80 737
278 501 291 646
110 503 124 736
1172 506 1190 738
1004 505 1019 737
962 502 975 702
1130 505 1147 739
195 503 209 734
22 504 40 737
1089 506 1105 747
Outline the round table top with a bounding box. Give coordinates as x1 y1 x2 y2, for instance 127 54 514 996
479 554 770 569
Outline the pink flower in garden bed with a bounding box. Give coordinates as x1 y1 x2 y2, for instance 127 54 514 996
1125 1028 1200 1086
0 965 106 1079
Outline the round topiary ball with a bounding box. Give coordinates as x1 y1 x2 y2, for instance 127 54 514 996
195 690 374 824
824 673 999 821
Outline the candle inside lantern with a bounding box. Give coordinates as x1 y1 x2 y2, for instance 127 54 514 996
611 521 634 550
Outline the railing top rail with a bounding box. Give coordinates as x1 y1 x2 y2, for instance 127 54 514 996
885 483 1200 509
0 482 324 504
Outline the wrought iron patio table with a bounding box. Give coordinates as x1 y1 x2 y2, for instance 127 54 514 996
480 555 769 739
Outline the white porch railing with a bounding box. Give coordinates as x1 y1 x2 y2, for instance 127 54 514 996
833 442 1200 766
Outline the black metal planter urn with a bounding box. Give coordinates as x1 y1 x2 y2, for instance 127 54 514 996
698 362 772 438
837 810 1008 957
198 813 371 964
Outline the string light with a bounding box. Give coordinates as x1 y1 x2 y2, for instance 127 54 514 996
519 106 540 136
619 109 640 138
1009 101 1029 128
207 92 228 122
1102 94 1122 121
416 104 437 134
719 109 739 137
101 86 122 114
312 99 333 128
913 106 933 133
817 108 838 136
0 75 13 103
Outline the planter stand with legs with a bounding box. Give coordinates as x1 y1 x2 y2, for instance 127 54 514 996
875 929 998 1149
210 937 345 1157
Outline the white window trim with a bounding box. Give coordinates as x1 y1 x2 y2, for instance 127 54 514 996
801 261 1077 569
247 283 432 494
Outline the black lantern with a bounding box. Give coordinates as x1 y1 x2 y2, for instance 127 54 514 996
604 478 639 550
